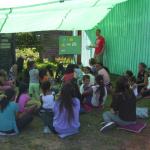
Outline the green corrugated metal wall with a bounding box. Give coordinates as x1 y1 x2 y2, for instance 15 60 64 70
87 0 150 75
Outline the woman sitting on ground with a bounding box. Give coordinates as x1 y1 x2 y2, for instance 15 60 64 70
53 83 80 138
100 76 136 132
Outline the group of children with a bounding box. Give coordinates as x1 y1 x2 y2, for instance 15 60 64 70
0 58 150 137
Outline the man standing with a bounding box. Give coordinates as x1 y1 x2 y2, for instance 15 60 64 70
89 29 105 63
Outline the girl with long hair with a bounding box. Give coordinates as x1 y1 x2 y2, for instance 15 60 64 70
81 75 107 111
100 76 136 132
91 75 107 107
53 83 80 138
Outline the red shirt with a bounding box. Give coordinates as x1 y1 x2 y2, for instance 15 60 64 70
63 73 74 83
95 36 105 55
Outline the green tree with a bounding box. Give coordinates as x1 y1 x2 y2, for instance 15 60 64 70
16 32 44 61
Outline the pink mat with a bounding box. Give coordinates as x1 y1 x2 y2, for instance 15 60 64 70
118 122 147 133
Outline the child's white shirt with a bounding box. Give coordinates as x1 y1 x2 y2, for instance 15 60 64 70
91 85 107 107
41 94 55 110
80 84 91 94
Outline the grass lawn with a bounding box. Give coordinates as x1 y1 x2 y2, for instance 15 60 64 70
0 75 150 150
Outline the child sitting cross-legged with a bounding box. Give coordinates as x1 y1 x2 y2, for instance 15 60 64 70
82 75 107 108
40 81 55 134
0 88 33 135
53 83 80 138
100 76 136 132
84 67 95 85
16 82 37 114
80 75 92 111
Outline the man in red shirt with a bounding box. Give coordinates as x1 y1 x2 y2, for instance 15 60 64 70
89 29 105 63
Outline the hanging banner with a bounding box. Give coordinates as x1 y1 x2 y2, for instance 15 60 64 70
59 36 81 55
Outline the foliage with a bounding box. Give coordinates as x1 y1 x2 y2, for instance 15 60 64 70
55 56 74 64
36 61 57 70
16 33 40 49
16 48 39 68
16 48 57 70
16 32 44 61
16 48 39 61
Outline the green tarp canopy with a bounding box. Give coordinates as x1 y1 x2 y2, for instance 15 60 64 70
0 0 127 33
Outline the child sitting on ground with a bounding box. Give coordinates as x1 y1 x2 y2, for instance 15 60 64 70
16 82 37 114
40 81 55 134
91 75 107 107
53 83 80 138
80 75 92 105
100 76 136 132
0 88 33 135
81 75 107 110
84 67 95 85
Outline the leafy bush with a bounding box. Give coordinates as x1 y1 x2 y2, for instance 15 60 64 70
16 48 57 70
36 61 57 70
16 48 39 61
